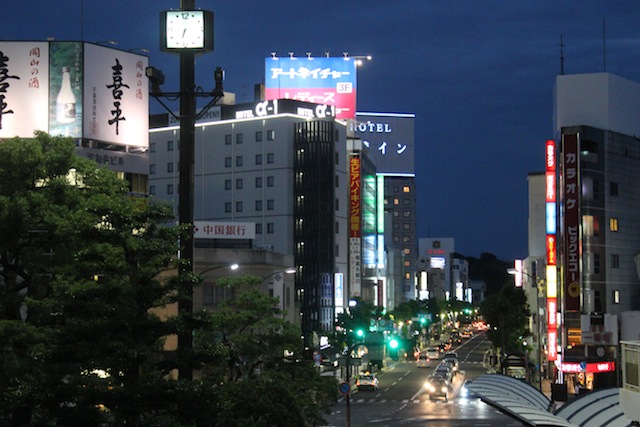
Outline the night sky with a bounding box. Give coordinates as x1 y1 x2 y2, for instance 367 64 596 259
3 0 640 260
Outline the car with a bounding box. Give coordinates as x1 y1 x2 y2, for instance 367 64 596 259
434 362 453 381
425 347 440 360
424 374 451 401
443 352 459 371
356 373 379 391
416 353 430 368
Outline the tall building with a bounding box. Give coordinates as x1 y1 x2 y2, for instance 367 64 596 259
526 72 640 392
353 112 417 305
149 99 348 348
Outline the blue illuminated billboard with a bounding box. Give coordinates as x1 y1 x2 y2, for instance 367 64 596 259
265 57 357 119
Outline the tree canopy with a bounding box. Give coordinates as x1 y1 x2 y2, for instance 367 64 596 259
0 133 335 426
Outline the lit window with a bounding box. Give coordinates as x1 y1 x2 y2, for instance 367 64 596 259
613 290 620 304
610 218 619 232
267 130 275 140
403 186 410 193
393 198 399 206
583 215 594 237
404 248 411 255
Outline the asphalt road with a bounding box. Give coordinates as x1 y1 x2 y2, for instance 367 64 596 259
323 330 527 427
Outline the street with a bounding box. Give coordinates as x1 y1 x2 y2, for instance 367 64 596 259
323 331 527 427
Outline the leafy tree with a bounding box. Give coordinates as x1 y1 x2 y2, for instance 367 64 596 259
0 133 183 425
193 274 337 427
480 283 531 357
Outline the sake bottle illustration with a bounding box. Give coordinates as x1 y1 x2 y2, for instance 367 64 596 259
56 66 76 124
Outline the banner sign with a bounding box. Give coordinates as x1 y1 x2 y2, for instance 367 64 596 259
265 57 357 119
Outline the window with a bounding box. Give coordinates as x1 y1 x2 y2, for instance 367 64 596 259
267 176 274 187
335 175 339 188
236 156 243 167
335 198 339 211
404 260 411 267
149 164 156 174
610 217 619 232
167 162 174 173
225 134 232 145
403 210 411 218
167 140 174 151
267 130 275 140
610 182 619 196
203 285 214 305
149 142 156 153
267 223 274 233
613 290 620 304
612 254 620 268
167 184 174 195
267 199 274 210
393 198 399 206
225 202 231 213
403 198 411 206
255 131 263 142
255 154 263 165
236 133 243 144
255 200 263 211
256 223 262 234
335 152 339 165
236 178 243 189
225 179 231 190
267 153 274 164
256 177 263 188
236 201 243 212
403 223 410 230
404 248 411 255
594 253 600 274
225 157 232 168
149 185 155 195
403 236 411 243
335 244 339 257
403 186 411 193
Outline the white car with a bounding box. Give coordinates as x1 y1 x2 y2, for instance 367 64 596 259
425 347 440 360
417 353 430 368
356 373 379 391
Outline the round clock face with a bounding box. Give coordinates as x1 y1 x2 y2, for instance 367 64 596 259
166 11 204 49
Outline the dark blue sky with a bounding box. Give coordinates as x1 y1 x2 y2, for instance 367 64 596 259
3 1 640 260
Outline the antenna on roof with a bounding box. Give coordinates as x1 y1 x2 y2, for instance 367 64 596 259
559 35 565 75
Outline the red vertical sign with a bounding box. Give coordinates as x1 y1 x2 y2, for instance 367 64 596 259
349 156 361 238
562 134 580 311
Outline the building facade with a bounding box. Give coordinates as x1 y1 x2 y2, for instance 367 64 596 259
149 99 348 348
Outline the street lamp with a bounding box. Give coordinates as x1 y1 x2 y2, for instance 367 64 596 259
508 267 545 390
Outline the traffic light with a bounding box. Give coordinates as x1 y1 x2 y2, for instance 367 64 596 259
355 328 365 338
389 338 399 349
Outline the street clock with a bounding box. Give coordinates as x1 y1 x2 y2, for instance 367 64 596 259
160 10 214 53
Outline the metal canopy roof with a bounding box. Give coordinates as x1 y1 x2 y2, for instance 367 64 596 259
466 374 634 427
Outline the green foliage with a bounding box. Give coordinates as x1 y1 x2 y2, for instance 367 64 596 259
0 133 337 426
467 252 513 296
480 283 531 355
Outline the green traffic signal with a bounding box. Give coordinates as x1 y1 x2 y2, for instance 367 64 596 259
389 338 399 349
355 329 365 338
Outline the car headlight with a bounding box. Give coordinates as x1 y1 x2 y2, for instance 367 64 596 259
441 387 447 393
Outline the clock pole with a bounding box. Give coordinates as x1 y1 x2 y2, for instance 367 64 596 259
178 0 196 382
